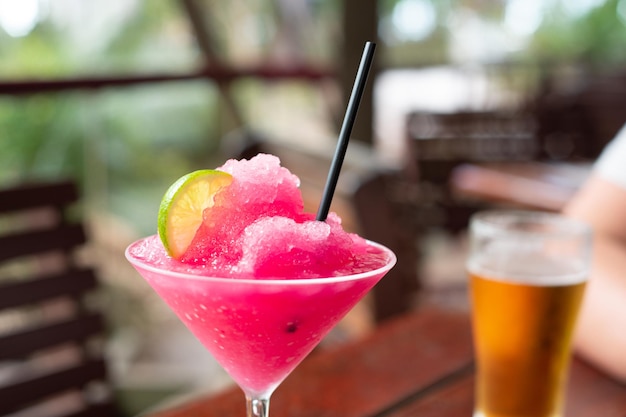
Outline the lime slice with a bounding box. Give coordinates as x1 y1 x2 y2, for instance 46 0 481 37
158 169 233 259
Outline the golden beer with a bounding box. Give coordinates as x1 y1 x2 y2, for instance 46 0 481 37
469 269 586 417
467 210 591 417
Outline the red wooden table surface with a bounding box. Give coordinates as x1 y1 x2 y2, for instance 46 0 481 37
144 307 626 417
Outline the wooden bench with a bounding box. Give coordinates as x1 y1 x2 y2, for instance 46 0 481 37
0 180 121 417
403 110 540 233
223 133 420 322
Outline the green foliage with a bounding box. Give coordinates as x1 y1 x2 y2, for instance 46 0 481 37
0 22 70 77
528 0 626 67
0 95 85 183
104 1 196 71
2 0 625 224
0 2 224 230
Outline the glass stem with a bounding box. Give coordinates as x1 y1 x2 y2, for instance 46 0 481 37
246 395 270 417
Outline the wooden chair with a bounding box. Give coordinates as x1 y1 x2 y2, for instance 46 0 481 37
404 110 539 234
0 180 121 417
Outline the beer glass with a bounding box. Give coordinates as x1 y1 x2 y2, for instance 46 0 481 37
467 210 592 417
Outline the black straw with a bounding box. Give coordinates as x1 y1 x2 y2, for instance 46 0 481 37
316 41 376 221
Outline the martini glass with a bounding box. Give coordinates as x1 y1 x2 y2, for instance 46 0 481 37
126 236 396 417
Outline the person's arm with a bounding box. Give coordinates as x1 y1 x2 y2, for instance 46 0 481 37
564 175 626 383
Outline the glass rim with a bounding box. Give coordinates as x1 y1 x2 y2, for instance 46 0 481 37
125 235 397 286
470 210 592 239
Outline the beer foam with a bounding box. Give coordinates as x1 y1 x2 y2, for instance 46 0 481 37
467 251 588 286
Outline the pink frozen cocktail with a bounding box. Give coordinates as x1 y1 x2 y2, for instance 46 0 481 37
125 154 396 416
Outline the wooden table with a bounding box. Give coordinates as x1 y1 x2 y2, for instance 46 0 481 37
145 307 626 417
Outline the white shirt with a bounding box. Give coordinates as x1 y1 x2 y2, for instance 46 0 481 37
596 124 626 190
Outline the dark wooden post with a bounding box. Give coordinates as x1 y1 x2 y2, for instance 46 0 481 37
178 0 245 132
341 0 378 145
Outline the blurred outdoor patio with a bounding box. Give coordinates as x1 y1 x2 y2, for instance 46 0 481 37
1 0 626 415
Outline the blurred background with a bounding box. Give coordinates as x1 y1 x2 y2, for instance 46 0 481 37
1 0 626 415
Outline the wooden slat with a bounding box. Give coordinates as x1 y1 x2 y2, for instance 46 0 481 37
0 66 334 96
0 181 78 213
4 401 119 417
63 403 121 417
0 313 104 360
0 223 86 262
0 359 108 415
0 268 97 310
0 180 120 416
